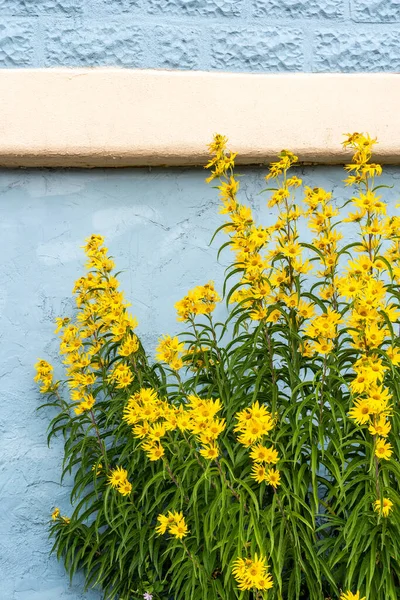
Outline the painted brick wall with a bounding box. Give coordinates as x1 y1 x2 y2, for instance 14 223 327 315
1 0 400 71
1 165 400 598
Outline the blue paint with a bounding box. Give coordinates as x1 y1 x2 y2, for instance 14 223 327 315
1 165 400 597
1 0 400 70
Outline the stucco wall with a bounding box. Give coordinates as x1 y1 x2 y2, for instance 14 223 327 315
1 0 400 71
1 165 400 598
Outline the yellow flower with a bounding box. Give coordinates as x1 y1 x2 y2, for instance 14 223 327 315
142 441 165 461
119 333 139 357
313 339 333 355
199 445 219 460
373 497 393 518
386 346 400 366
265 469 281 488
91 463 103 476
109 364 134 389
251 464 267 484
148 422 167 442
348 399 373 425
169 519 189 540
207 133 228 156
300 340 315 357
368 417 391 438
287 175 302 187
249 444 279 464
74 393 96 415
366 385 392 416
34 359 56 393
108 466 128 488
155 335 185 369
156 512 189 539
83 233 105 254
340 591 365 600
155 514 171 535
174 282 221 322
51 507 60 521
350 369 375 394
54 317 70 334
297 300 315 320
118 480 133 496
375 438 393 460
282 241 302 260
132 423 150 438
234 402 274 447
232 554 273 592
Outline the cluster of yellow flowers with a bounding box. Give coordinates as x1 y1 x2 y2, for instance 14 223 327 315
122 388 225 462
108 362 135 390
232 554 273 592
234 402 280 487
107 466 132 496
303 307 343 356
265 151 312 275
51 507 70 524
157 282 221 373
174 281 221 322
207 136 270 322
36 235 140 416
38 133 400 598
179 395 225 460
305 185 341 282
205 134 236 183
206 132 398 520
155 335 185 371
119 333 140 356
341 134 398 516
156 511 189 539
183 345 214 371
207 137 314 332
34 359 56 393
122 387 176 461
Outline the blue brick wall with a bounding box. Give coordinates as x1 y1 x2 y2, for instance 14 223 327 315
1 0 400 70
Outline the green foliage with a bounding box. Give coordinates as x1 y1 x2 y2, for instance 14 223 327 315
36 133 400 600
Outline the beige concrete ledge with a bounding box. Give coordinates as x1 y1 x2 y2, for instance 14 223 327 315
1 69 400 168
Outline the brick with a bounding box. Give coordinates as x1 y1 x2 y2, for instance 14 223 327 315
154 26 201 69
45 22 143 66
0 0 81 15
212 27 304 72
0 21 34 66
255 0 343 19
146 0 242 17
89 0 140 13
351 0 400 22
313 30 400 71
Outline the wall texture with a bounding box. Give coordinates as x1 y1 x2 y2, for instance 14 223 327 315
1 165 400 598
1 0 400 71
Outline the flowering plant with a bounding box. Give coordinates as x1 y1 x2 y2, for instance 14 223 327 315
36 134 400 600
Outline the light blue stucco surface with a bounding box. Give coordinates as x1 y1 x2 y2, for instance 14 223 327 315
1 0 400 70
2 165 400 598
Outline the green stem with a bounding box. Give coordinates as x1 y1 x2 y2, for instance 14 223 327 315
163 455 189 503
89 409 109 470
215 458 244 507
130 355 143 386
273 488 294 545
